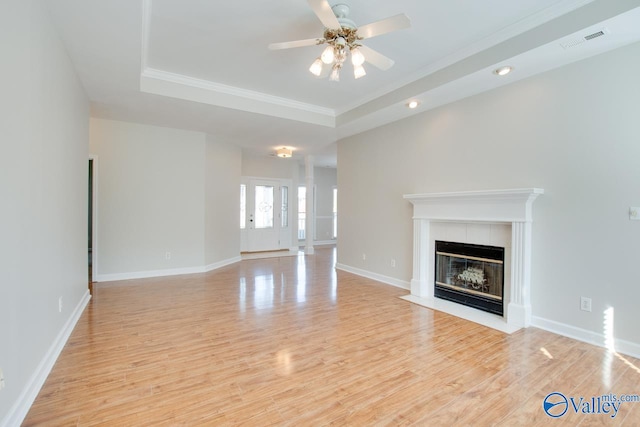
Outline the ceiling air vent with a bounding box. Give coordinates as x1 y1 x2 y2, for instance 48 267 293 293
560 28 609 49
584 30 605 40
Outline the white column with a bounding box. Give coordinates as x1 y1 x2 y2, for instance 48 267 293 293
411 219 430 298
305 155 315 255
508 221 532 327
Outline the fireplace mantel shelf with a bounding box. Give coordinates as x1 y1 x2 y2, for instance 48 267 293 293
402 188 544 334
404 188 544 223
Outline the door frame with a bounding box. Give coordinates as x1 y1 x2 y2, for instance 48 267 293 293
89 155 99 286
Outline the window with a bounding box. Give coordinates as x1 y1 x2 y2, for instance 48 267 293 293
254 185 274 229
281 186 289 228
240 184 246 229
298 186 306 240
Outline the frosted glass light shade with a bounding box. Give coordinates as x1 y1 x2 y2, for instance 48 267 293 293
321 46 335 64
309 58 323 76
353 64 366 79
330 65 340 82
351 48 365 66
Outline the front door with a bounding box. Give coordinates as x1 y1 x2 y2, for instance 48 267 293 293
245 179 291 252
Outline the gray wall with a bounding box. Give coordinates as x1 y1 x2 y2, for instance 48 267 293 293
338 41 640 349
0 0 90 422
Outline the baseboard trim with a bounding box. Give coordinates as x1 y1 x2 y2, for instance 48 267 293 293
335 263 410 290
1 290 91 427
95 266 206 282
94 256 241 282
313 240 337 246
297 240 336 247
531 316 640 359
204 256 242 272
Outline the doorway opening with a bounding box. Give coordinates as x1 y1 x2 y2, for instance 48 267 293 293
88 156 97 293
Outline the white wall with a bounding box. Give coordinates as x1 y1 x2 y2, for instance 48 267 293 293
0 0 90 424
337 42 640 352
205 135 242 265
89 119 242 280
242 154 298 179
89 119 206 279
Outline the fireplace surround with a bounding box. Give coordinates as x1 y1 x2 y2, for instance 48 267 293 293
402 188 543 333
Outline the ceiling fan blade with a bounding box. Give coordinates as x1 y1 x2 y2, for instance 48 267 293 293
307 0 341 29
358 45 395 71
357 14 411 39
268 38 322 50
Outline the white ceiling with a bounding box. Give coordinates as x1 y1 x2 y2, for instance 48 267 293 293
45 0 640 167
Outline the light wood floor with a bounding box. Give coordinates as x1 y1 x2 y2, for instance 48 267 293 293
25 247 640 426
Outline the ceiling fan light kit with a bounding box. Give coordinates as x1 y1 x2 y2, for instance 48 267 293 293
269 0 410 82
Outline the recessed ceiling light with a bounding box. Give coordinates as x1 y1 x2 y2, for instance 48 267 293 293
494 66 513 76
407 100 420 109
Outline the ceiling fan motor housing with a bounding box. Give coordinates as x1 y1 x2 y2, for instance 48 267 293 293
332 4 357 29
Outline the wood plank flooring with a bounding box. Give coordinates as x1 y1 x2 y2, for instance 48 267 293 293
25 247 640 425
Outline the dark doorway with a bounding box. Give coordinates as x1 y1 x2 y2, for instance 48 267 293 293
88 158 94 293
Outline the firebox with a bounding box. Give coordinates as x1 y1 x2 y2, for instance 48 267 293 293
434 241 505 316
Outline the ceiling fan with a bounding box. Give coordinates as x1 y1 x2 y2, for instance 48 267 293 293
268 0 411 82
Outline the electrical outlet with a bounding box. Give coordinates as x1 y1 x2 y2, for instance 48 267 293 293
580 296 592 312
391 259 396 267
58 297 63 313
362 253 366 261
630 207 640 221
0 368 5 390
165 251 171 260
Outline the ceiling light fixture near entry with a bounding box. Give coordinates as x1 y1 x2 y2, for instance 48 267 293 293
407 100 420 109
276 147 293 158
494 66 513 76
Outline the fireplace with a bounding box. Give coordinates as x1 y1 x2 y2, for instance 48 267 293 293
434 241 505 316
402 188 543 333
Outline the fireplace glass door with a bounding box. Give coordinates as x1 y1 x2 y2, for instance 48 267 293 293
435 241 504 315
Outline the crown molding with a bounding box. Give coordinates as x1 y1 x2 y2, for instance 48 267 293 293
141 68 335 117
140 67 336 127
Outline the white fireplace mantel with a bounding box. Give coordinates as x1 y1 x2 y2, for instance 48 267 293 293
402 188 543 333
